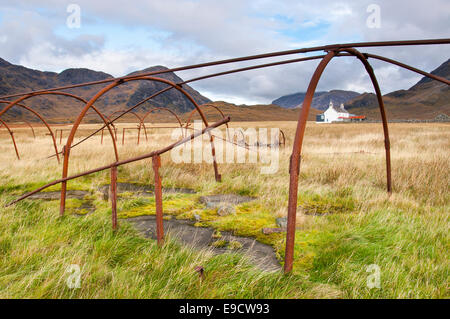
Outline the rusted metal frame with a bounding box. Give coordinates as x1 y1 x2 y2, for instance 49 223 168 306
0 119 20 160
20 121 35 139
8 116 230 207
364 53 450 85
45 54 354 156
121 127 141 145
0 100 60 163
142 107 183 139
59 76 221 216
0 92 119 162
279 129 286 147
84 110 117 145
56 129 71 144
108 110 147 144
285 51 337 274
62 86 173 156
184 126 256 153
185 103 229 133
341 48 392 193
2 38 449 100
111 164 118 230
152 155 164 245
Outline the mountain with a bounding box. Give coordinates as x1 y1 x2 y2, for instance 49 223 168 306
272 90 361 110
0 58 210 122
179 101 321 122
345 58 450 120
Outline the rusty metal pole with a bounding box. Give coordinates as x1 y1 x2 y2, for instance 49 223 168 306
111 164 118 230
342 49 392 194
152 155 164 246
60 145 68 216
285 51 336 273
24 121 35 139
0 119 20 160
137 125 141 145
122 128 125 145
59 129 63 145
101 128 104 144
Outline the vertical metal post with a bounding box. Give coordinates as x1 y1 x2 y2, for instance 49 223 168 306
285 51 336 273
101 128 104 144
122 128 125 145
137 125 141 145
152 155 164 246
111 165 118 230
60 145 67 216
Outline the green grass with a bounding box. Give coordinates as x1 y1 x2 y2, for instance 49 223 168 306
0 194 314 298
1 179 447 298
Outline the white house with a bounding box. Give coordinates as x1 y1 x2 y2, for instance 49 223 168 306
316 101 365 123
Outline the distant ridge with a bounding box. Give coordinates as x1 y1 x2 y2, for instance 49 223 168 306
272 89 360 110
0 58 210 122
345 58 450 120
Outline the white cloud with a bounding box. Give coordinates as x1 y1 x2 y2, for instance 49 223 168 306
0 0 448 104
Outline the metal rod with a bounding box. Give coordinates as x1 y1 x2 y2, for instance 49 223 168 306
7 117 230 207
111 165 118 230
152 155 164 246
285 51 337 273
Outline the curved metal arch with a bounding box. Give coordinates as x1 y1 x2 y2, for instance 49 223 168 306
0 100 60 163
141 106 183 138
279 129 286 148
341 48 392 193
0 91 118 162
85 109 118 143
0 119 20 160
59 75 221 215
284 49 394 273
185 103 229 128
108 109 148 144
185 103 230 141
20 121 36 139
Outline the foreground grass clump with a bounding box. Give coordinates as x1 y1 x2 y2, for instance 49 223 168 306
0 198 313 298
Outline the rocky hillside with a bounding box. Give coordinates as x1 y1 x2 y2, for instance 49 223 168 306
345 58 450 120
0 58 210 122
272 90 361 110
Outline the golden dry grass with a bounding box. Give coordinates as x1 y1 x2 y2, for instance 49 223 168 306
0 121 448 298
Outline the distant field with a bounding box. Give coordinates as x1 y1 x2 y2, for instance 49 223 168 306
0 121 448 298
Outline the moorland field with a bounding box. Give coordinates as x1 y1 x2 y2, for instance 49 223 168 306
0 121 448 298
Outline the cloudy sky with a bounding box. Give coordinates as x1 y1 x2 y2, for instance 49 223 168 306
0 0 449 104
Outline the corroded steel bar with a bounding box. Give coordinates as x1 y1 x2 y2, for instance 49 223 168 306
7 117 229 207
0 101 60 163
285 51 337 273
60 145 67 216
0 119 20 160
108 109 148 144
59 75 219 215
121 127 141 145
0 91 119 162
365 53 450 85
142 107 183 138
111 165 118 230
22 121 35 139
152 155 164 246
343 48 392 193
1 38 448 99
279 129 286 147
